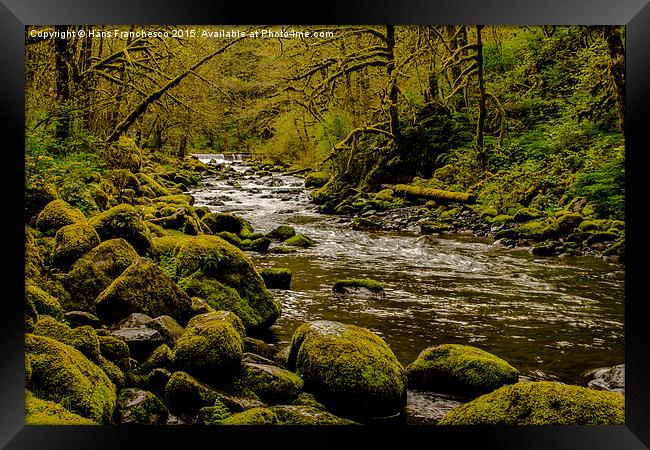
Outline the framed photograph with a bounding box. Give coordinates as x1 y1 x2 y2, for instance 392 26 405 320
4 0 649 448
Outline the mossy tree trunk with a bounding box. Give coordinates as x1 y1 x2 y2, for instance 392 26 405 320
475 25 487 171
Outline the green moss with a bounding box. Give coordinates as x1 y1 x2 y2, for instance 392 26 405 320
438 381 624 425
490 214 514 224
287 320 407 419
36 199 85 236
26 334 116 423
304 171 331 189
116 388 168 424
89 204 152 255
145 221 170 238
202 212 245 234
406 344 519 397
373 189 394 202
99 357 126 389
174 235 281 330
283 233 314 248
25 180 59 223
244 237 271 253
174 311 245 383
95 257 194 325
555 211 583 233
164 371 220 414
220 407 279 425
512 208 542 223
259 268 292 290
32 316 101 362
52 223 100 270
139 344 174 374
98 335 131 372
577 219 612 232
603 239 625 258
333 278 383 294
179 272 265 329
517 219 559 240
236 362 304 405
266 225 296 241
216 231 242 247
269 246 298 254
136 173 171 197
196 402 232 424
25 227 45 281
270 405 358 425
194 206 211 219
420 221 453 234
153 194 194 205
25 283 63 320
25 392 97 425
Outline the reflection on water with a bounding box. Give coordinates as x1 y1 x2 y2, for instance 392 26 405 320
190 163 625 387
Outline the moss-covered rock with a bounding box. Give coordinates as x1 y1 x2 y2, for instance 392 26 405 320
95 257 194 325
25 283 63 320
517 219 559 240
32 316 101 362
219 406 278 425
304 171 330 189
332 279 384 298
115 388 168 424
139 344 174 374
420 221 453 234
63 239 138 313
512 208 542 223
490 214 514 224
146 315 185 347
555 212 583 233
259 268 292 290
196 402 232 424
89 204 152 255
202 212 245 235
406 344 519 397
438 381 624 425
164 371 221 414
25 181 59 223
98 335 131 372
271 405 358 425
25 334 117 423
374 189 394 202
236 362 304 405
51 223 100 270
603 239 625 258
145 221 170 238
174 235 281 330
244 237 271 253
531 240 564 257
283 233 314 248
269 246 298 254
216 231 242 248
136 173 171 197
287 320 407 420
25 391 97 425
174 311 245 383
266 225 296 241
36 199 85 236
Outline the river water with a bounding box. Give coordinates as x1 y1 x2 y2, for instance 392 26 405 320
190 157 625 421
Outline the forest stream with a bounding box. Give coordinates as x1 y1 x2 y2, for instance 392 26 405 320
191 155 624 424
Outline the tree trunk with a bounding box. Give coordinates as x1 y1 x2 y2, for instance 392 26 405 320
54 25 71 140
475 25 487 171
602 26 625 137
385 25 400 140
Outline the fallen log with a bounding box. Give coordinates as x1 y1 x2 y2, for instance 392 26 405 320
392 184 476 204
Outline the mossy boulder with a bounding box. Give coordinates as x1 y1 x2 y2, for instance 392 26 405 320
555 212 583 233
51 223 101 270
115 388 169 425
89 204 152 255
174 235 281 330
25 392 97 425
438 381 624 425
202 212 246 235
179 272 269 329
25 283 63 320
269 246 298 254
266 225 296 241
284 233 314 248
216 231 242 248
196 402 232 424
63 239 138 313
98 335 131 372
259 268 292 290
95 257 194 325
219 406 278 425
237 362 304 405
25 181 59 223
333 279 384 298
139 344 174 374
374 189 394 202
243 237 271 253
304 171 330 189
287 320 407 420
36 199 85 236
164 371 221 414
32 316 101 362
174 311 245 383
271 405 357 425
517 219 559 240
406 344 519 397
512 208 543 223
25 334 117 423
420 221 453 234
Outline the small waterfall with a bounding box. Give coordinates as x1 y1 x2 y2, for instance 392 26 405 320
191 153 247 164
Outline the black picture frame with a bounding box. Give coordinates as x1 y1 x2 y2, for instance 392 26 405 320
3 1 649 448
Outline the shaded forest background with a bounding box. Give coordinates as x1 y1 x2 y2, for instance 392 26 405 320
25 25 625 222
